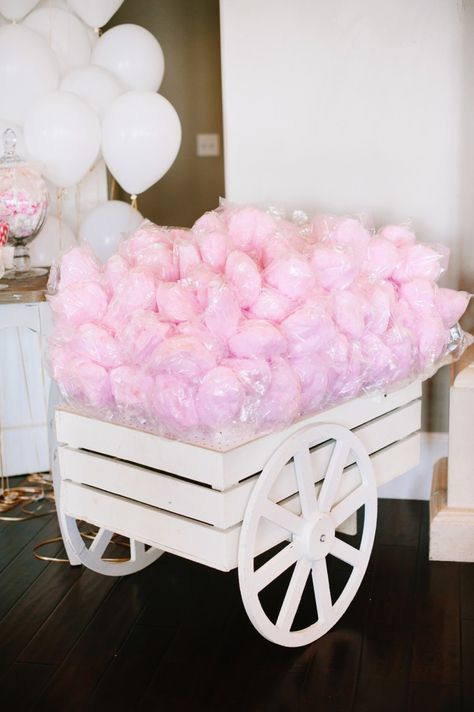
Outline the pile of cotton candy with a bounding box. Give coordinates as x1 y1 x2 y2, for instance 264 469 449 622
48 205 470 447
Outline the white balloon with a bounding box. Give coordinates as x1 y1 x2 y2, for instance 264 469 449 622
67 0 124 28
0 25 59 124
24 90 101 188
61 65 123 117
23 7 92 76
102 91 181 195
92 24 164 92
30 214 76 266
79 200 143 262
0 0 39 21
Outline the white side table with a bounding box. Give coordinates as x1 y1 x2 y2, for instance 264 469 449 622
0 275 51 477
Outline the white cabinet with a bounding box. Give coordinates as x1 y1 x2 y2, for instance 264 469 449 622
0 298 51 477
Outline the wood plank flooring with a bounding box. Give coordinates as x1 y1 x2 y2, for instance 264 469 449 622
0 497 472 711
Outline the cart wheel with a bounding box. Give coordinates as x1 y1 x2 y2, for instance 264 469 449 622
238 423 377 647
59 511 163 576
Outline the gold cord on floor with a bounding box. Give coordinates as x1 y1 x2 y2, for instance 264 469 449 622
0 473 131 564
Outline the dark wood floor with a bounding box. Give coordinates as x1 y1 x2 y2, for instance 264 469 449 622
0 494 473 712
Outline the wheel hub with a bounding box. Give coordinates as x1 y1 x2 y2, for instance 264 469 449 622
302 514 335 561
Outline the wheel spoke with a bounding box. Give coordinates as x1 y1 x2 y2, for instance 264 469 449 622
331 485 368 528
318 440 350 513
130 540 145 562
255 542 301 593
89 528 113 559
276 558 311 631
261 499 305 536
293 447 318 519
331 537 361 568
312 558 332 623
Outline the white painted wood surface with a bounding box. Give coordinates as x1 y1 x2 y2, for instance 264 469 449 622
56 383 421 573
430 344 474 562
57 398 421 529
0 301 51 477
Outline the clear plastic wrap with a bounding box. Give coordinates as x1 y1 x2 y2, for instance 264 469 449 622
48 205 472 449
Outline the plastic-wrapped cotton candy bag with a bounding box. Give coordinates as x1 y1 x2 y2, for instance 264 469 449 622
48 204 472 449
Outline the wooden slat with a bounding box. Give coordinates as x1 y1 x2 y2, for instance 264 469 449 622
58 399 421 529
221 381 422 487
56 408 226 489
56 380 421 490
62 481 233 571
63 433 421 573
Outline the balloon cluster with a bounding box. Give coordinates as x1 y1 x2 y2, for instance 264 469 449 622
49 205 470 448
0 1 181 199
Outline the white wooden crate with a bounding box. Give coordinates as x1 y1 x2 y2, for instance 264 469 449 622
56 380 422 573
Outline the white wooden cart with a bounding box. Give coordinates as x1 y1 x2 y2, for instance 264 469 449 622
54 380 421 647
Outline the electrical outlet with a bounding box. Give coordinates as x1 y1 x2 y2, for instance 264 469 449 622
196 133 220 157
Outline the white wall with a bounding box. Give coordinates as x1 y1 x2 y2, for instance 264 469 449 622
220 0 464 280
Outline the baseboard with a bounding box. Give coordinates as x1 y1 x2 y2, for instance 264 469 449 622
378 431 448 501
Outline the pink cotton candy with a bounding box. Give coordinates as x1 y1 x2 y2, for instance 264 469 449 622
383 325 415 382
195 366 244 428
176 322 227 362
260 232 293 267
192 210 226 234
435 288 470 328
361 280 395 335
103 254 129 296
227 206 276 251
185 264 219 308
392 298 417 331
328 218 371 257
204 281 242 341
59 246 102 290
149 335 217 380
50 280 108 327
133 243 179 281
248 287 293 323
416 315 448 370
172 231 202 279
156 281 200 323
257 358 301 428
264 253 315 300
118 311 173 363
325 335 362 401
119 223 171 263
332 289 367 338
364 237 398 279
399 279 436 315
110 366 154 412
228 320 287 359
392 244 444 284
291 356 329 414
360 333 395 387
74 323 123 368
221 357 272 395
311 244 358 290
51 344 113 408
198 231 230 272
50 206 467 444
281 303 335 358
153 373 199 431
104 269 156 329
311 214 339 242
225 250 261 308
378 224 416 246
